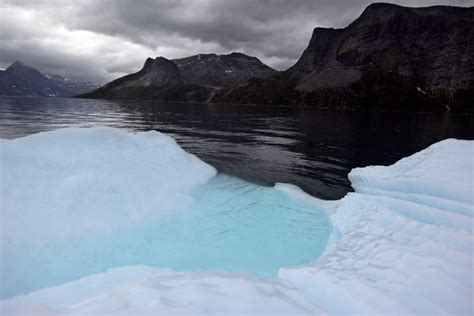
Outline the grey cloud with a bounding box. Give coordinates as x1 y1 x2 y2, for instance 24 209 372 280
1 0 472 82
68 0 473 57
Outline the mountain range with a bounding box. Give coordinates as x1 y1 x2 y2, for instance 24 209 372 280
213 3 474 111
0 61 100 97
45 74 101 96
80 53 277 102
80 3 473 111
2 3 473 111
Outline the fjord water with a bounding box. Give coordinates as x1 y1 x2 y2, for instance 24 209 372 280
1 96 473 199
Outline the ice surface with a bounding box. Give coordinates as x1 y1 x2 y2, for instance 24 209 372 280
0 128 331 299
1 130 473 315
0 127 215 298
0 266 325 316
279 139 474 315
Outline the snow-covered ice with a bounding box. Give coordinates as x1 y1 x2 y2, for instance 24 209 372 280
280 139 473 315
1 128 473 315
0 128 331 299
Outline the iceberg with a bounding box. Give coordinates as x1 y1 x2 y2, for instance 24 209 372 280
0 128 472 315
280 139 473 315
0 128 331 299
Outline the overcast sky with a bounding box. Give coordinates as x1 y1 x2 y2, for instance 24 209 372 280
1 0 472 83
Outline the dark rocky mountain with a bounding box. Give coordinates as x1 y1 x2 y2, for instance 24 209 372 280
0 61 71 97
0 61 100 97
173 52 276 88
80 53 277 102
81 3 473 111
215 3 474 111
80 56 210 101
46 74 101 96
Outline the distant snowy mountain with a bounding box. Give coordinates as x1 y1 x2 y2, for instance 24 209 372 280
0 61 70 97
45 74 101 96
0 61 100 97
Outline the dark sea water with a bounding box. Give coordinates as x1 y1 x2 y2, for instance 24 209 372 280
1 96 473 199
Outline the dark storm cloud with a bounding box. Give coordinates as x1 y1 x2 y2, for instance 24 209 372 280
1 0 472 82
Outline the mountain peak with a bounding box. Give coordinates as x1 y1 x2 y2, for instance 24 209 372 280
172 52 276 88
226 52 246 57
154 57 177 68
364 2 401 10
224 52 260 61
5 60 45 76
142 56 175 71
143 57 155 68
7 60 29 71
0 60 76 97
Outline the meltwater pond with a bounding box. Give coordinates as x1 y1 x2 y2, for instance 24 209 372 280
0 128 331 299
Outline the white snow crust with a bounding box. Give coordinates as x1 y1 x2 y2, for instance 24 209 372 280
0 127 216 256
1 129 472 315
280 139 473 315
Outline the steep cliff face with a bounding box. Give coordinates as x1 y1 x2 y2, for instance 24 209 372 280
217 3 474 111
286 28 344 78
297 4 474 92
131 57 183 87
80 53 276 102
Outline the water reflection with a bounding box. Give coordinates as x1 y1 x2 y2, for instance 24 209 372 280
1 96 473 199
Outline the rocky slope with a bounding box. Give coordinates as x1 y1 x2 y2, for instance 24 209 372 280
80 53 277 102
215 3 474 111
174 52 276 88
0 61 71 97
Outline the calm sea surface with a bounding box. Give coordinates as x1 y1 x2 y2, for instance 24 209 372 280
1 96 473 199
